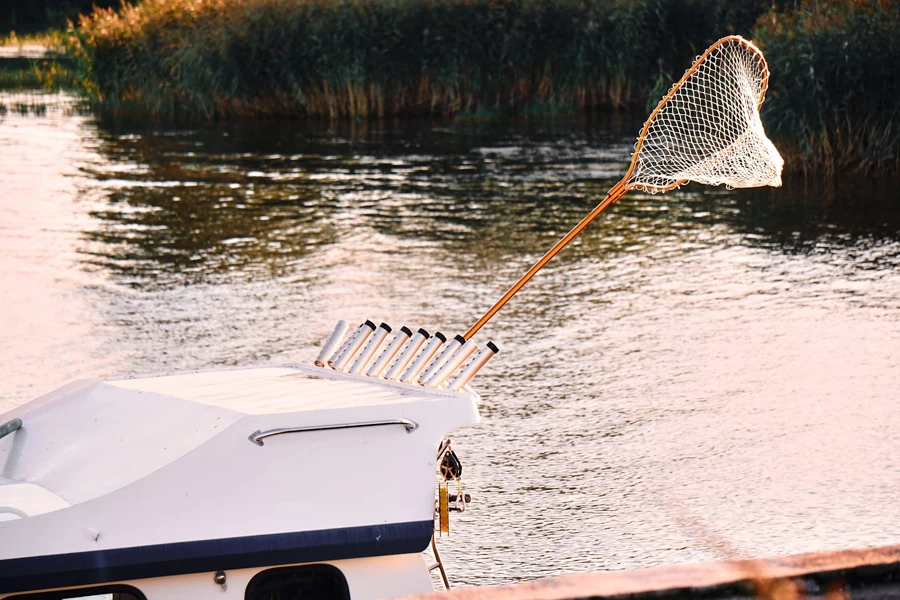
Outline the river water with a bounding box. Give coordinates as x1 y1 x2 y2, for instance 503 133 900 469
2 92 900 587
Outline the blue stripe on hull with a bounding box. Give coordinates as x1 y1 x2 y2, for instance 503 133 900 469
0 520 434 594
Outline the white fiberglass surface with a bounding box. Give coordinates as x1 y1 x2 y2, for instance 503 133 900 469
107 366 439 414
0 482 70 521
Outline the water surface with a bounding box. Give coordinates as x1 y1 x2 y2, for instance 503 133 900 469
2 92 900 586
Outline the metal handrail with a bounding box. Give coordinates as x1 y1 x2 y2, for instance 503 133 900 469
0 418 22 442
249 418 418 446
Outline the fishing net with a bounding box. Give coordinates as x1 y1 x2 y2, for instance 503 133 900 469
464 36 785 339
626 36 784 192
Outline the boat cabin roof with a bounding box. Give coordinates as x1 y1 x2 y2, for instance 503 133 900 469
108 365 457 414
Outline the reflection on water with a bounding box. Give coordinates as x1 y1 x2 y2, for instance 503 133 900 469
78 114 636 287
2 93 900 586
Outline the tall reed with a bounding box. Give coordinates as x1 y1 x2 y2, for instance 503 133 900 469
71 0 720 118
68 0 899 174
754 0 900 176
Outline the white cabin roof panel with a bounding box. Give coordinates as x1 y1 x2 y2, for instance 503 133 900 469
107 366 460 414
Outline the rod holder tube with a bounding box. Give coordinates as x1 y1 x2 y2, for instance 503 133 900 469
424 339 479 388
384 329 430 380
349 323 392 374
367 326 412 378
332 321 377 371
400 332 446 384
417 335 464 385
328 322 360 365
448 341 499 391
315 320 349 367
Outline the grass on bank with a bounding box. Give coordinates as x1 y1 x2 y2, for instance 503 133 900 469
755 0 900 176
69 0 773 118
0 28 76 91
0 30 64 49
5 0 892 175
0 27 71 90
0 59 78 91
0 66 42 88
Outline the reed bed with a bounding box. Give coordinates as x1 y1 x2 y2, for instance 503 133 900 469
58 0 900 174
70 0 768 118
0 30 66 48
755 0 900 176
0 59 79 91
0 66 42 89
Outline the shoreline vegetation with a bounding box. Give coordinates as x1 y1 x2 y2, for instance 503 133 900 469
3 0 899 175
0 31 74 89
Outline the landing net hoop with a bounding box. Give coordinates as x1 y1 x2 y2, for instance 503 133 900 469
464 35 784 340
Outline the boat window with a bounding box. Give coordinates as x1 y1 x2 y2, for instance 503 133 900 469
245 564 350 600
5 586 145 600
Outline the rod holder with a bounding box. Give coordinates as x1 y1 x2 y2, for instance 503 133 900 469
400 332 446 384
424 339 479 388
349 322 392 374
448 341 498 391
328 322 359 365
417 335 464 385
367 326 412 378
332 321 376 371
384 328 430 381
315 320 349 367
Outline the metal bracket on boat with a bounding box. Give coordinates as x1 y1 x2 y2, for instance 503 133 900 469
248 418 419 446
437 438 463 481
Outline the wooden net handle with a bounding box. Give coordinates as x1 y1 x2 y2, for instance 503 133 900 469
463 179 630 340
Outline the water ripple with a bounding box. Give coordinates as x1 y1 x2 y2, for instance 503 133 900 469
2 94 900 587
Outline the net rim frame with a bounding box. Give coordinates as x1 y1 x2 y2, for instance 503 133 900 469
622 35 771 194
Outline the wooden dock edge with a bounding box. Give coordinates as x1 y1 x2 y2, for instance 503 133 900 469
404 544 900 600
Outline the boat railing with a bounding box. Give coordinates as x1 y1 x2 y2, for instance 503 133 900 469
248 418 419 446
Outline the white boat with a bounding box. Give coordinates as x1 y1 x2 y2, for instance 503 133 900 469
0 321 497 599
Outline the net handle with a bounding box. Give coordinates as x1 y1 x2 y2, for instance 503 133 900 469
463 179 630 340
463 35 770 340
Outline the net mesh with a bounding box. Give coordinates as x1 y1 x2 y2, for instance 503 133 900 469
628 36 784 192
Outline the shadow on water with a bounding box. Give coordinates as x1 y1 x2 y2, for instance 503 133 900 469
81 110 900 289
731 178 900 250
80 112 633 286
